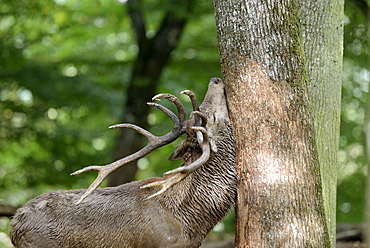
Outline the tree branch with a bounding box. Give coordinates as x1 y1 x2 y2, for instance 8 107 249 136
152 0 194 55
0 205 17 217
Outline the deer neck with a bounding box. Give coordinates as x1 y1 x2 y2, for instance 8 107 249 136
161 123 237 240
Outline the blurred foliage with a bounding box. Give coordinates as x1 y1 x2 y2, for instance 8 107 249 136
0 0 220 206
337 0 369 223
0 1 224 245
1 0 132 206
0 0 369 246
0 0 221 244
0 217 12 248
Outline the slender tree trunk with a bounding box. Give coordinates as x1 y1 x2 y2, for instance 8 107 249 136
366 80 370 247
213 0 342 246
363 2 370 246
108 0 194 186
348 0 370 244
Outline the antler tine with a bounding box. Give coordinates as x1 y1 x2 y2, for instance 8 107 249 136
71 93 189 204
181 90 199 111
146 102 180 126
141 113 211 199
152 93 187 124
163 126 210 176
109 123 156 139
190 111 207 128
71 135 168 204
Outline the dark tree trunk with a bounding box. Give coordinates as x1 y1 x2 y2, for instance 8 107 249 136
108 0 194 186
213 0 342 246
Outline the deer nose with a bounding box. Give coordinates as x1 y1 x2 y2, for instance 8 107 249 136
211 77 221 84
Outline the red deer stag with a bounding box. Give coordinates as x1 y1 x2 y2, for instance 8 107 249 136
10 77 237 248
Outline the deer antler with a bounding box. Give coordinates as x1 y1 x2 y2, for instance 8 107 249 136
181 90 199 111
141 111 211 199
71 93 192 204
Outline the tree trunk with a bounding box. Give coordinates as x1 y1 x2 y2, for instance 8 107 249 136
298 0 344 245
348 0 370 244
363 2 370 246
366 80 370 247
108 0 194 186
213 0 342 246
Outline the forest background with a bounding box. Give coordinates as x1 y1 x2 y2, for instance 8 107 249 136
0 0 369 246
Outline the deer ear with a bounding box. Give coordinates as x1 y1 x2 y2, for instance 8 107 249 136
168 140 190 161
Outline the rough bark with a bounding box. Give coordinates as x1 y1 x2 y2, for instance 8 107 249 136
213 0 339 246
298 0 344 245
108 0 194 186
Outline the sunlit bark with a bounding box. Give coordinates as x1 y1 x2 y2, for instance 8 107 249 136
213 0 343 246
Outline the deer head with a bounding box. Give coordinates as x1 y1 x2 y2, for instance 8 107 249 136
71 78 226 204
